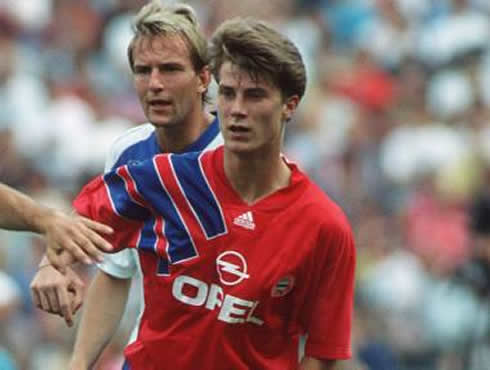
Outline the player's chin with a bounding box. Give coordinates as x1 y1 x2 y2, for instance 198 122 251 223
224 140 257 154
148 114 175 128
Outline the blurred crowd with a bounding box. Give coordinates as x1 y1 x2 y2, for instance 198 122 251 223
1 0 490 369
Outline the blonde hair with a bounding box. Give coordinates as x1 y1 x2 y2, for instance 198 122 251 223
209 17 306 101
127 1 209 75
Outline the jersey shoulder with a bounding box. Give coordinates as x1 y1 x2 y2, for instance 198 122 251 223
297 175 352 234
105 123 156 171
296 181 355 266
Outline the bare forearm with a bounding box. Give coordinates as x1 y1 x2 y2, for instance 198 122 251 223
70 270 130 369
300 357 337 370
0 183 52 232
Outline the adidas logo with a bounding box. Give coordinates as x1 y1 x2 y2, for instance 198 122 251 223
233 211 255 230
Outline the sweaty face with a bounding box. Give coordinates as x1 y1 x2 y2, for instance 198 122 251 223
132 35 206 128
217 62 298 155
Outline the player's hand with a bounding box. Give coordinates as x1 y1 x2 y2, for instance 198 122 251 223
42 210 113 271
30 264 85 327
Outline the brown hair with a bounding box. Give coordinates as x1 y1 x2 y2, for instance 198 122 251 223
209 17 306 101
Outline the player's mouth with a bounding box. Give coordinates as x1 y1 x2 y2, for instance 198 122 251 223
228 125 251 140
148 99 172 109
229 125 249 133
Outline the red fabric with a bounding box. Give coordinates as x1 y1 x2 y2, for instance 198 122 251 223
73 147 356 369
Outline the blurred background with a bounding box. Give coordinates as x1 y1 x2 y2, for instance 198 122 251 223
1 0 490 369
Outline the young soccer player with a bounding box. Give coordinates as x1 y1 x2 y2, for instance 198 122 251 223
72 16 356 370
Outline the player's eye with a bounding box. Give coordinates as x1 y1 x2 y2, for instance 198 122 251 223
218 87 235 99
134 66 151 75
159 64 183 73
246 89 266 99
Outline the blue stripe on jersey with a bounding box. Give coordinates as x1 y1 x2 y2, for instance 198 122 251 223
103 171 151 221
109 118 219 259
138 218 158 253
111 130 160 170
128 160 196 263
170 151 226 239
112 117 218 170
185 116 219 152
157 256 170 275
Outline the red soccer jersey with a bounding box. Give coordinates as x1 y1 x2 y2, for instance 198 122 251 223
74 146 356 370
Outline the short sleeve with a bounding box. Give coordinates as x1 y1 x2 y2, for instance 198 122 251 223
97 248 138 279
304 222 356 360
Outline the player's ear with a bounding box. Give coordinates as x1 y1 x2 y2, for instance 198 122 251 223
282 95 299 122
197 65 212 93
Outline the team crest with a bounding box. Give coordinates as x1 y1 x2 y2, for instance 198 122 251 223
271 275 295 297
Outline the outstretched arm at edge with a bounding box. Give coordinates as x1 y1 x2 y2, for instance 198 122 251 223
69 269 131 370
0 182 57 231
0 183 113 266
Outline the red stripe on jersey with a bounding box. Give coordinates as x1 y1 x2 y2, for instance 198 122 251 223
198 150 214 179
153 155 205 248
116 166 148 208
153 216 168 257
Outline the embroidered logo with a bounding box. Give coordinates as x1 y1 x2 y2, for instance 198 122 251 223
271 275 295 297
233 211 255 230
216 251 250 286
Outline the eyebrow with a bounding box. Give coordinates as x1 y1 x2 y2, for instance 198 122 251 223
134 60 185 67
218 82 267 91
245 87 266 93
218 84 233 90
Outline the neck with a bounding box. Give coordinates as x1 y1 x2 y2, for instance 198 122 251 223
155 111 214 153
223 147 291 205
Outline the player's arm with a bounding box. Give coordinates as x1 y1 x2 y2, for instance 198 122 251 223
29 204 134 327
0 182 48 231
300 357 337 370
303 222 356 365
66 162 152 368
30 215 107 326
0 183 113 265
69 269 131 370
68 160 145 369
